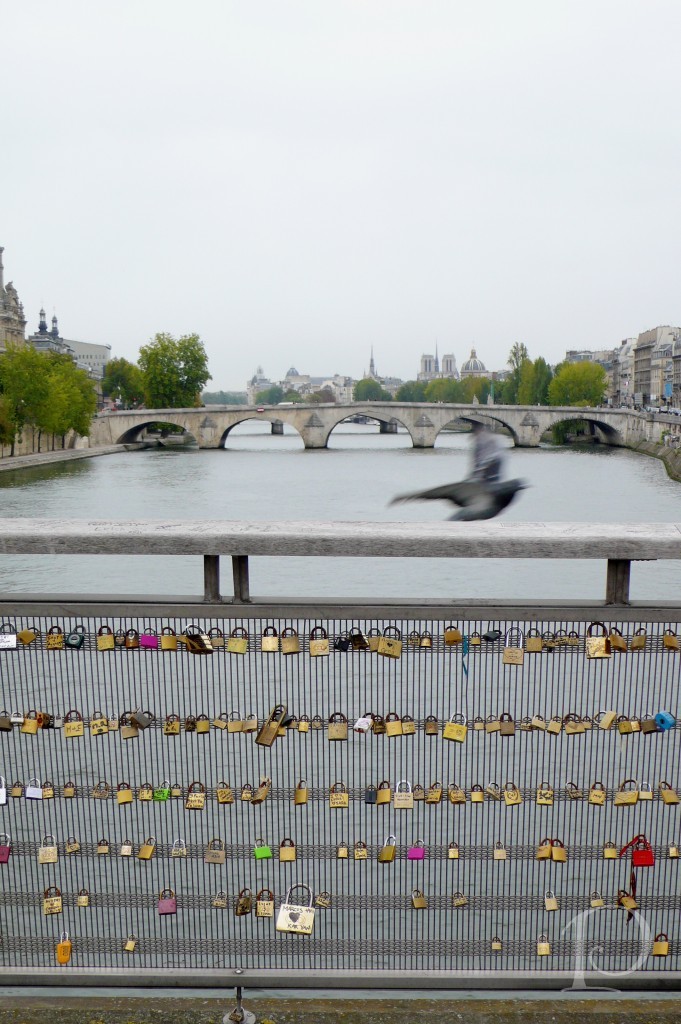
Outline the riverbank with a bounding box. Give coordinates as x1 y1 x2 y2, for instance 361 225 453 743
634 440 681 482
0 444 126 473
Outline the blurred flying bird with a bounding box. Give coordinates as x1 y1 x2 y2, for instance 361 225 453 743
390 477 528 521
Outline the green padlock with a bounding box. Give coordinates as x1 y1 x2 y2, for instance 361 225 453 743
65 625 86 650
254 838 272 860
153 780 170 802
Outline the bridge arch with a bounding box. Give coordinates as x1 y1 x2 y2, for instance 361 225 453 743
325 411 413 446
114 419 198 446
218 415 305 448
435 413 520 447
545 413 624 445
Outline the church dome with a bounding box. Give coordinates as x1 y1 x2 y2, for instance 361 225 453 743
461 348 486 374
286 367 299 377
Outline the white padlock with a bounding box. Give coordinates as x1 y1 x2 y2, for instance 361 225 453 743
0 776 6 805
353 715 373 733
26 778 43 800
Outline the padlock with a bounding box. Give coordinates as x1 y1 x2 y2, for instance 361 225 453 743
448 842 459 860
420 630 433 649
546 716 562 736
525 628 543 653
108 714 119 731
279 838 297 862
603 841 618 860
137 782 153 802
260 626 279 652
401 714 416 735
137 836 156 860
536 838 552 861
235 888 253 916
618 889 638 911
590 890 605 908
195 713 211 734
307 622 329 655
614 779 639 806
326 781 348 809
502 628 524 665
426 781 443 804
378 835 396 863
621 834 654 867
349 626 369 650
77 889 89 908
170 783 182 798
212 890 228 909
564 714 585 735
315 891 332 909
43 886 62 914
408 629 421 647
639 781 653 801
470 784 484 804
394 780 414 809
296 714 310 733
153 780 171 802
544 890 559 912
119 712 139 740
378 626 402 659
660 781 680 805
64 623 86 650
586 621 611 659
411 889 427 910
589 781 607 806
630 627 646 650
377 780 392 805
536 782 554 806
469 630 481 646
372 714 386 735
333 629 351 652
89 710 109 736
254 839 272 860
668 841 679 859
537 934 551 956
444 624 462 645
122 627 139 649
653 933 670 956
205 838 226 864
617 715 637 735
337 841 349 859
160 626 178 651
281 626 300 655
486 782 502 801
252 777 272 805
120 838 133 857
241 784 253 802
493 841 507 861
354 841 368 860
407 840 425 861
565 782 583 801
485 715 500 734
216 782 234 804
609 626 627 652
424 714 439 736
499 712 515 737
117 782 134 806
184 714 197 733
0 712 11 732
17 625 38 646
255 704 287 746
65 835 80 854
185 781 206 809
551 839 568 863
162 713 180 736
353 714 373 733
95 623 115 651
42 780 54 799
448 783 466 805
38 835 58 864
184 623 213 654
453 891 468 908
225 711 243 734
482 626 502 643
328 711 348 741
10 710 24 725
170 838 187 858
91 780 110 800
531 714 547 731
640 716 659 735
46 624 64 650
212 712 229 730
503 782 522 807
113 628 126 647
597 709 617 731
364 784 377 805
56 932 72 964
443 714 468 743
276 884 316 935
158 888 177 915
256 888 275 917
123 935 137 953
0 833 9 862
366 627 381 652
663 628 679 650
384 712 403 737
208 626 225 648
10 781 23 798
491 936 502 952
21 710 39 735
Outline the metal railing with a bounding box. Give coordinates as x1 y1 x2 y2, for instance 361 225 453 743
1 520 681 991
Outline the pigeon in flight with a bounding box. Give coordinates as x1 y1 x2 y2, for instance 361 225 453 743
390 477 528 521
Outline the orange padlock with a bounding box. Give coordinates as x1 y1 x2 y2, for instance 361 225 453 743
56 931 72 964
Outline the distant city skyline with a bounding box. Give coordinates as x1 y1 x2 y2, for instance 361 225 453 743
3 2 679 391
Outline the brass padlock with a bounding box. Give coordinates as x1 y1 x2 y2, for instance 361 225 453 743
256 888 275 917
43 886 62 915
77 888 89 908
293 779 308 806
170 783 182 798
117 782 134 805
443 714 467 742
609 626 627 651
614 778 639 806
640 716 659 735
597 709 617 730
171 839 187 858
46 624 64 650
160 626 178 651
589 781 607 806
668 842 679 859
448 783 466 805
663 628 679 650
372 714 386 735
64 835 80 854
240 783 253 802
10 781 23 798
411 888 427 910
493 841 507 861
603 841 618 860
639 781 653 801
424 715 439 736
138 782 153 802
205 838 226 864
536 782 554 806
137 836 156 860
212 890 228 909
225 710 243 734
384 712 403 737
225 626 247 654
420 630 433 648
537 934 551 956
653 933 670 956
366 627 381 652
163 714 181 736
503 782 522 807
485 782 501 801
499 712 515 737
660 781 681 805
444 624 462 645
586 621 611 659
99 840 110 857
329 781 349 808
469 630 481 646
195 714 210 734
38 834 58 864
260 626 279 652
377 626 402 659
63 709 84 738
525 628 543 653
485 715 500 734
89 711 109 736
448 842 459 860
185 781 206 809
551 839 567 863
216 782 234 805
207 626 224 648
408 629 421 647
618 889 638 911
315 891 332 909
297 715 309 733
279 838 296 862
491 936 502 952
564 714 585 735
119 712 139 740
21 710 39 735
453 891 468 908
252 776 272 805
212 712 228 730
328 711 348 741
394 780 414 809
401 714 416 735
235 888 253 916
546 716 562 735
590 890 605 908
336 842 349 860
377 780 392 805
354 841 368 860
120 838 133 857
531 714 546 731
184 623 213 654
309 626 330 656
42 781 54 799
280 626 300 655
470 784 484 804
255 704 287 747
630 627 646 650
378 835 396 863
502 628 524 665
617 715 637 735
565 782 583 801
544 890 558 912
536 838 552 861
123 935 137 953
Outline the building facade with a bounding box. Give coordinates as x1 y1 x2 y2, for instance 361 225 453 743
0 247 27 352
634 327 679 406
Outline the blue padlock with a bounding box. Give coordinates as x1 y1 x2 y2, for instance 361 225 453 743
655 711 676 731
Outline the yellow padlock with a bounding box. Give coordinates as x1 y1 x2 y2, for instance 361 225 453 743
443 714 467 743
56 932 72 964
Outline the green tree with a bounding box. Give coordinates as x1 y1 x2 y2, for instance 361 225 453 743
504 343 531 404
459 376 491 404
35 354 97 447
0 344 51 453
202 391 247 405
516 359 536 405
548 362 607 407
531 357 553 405
395 380 428 402
353 378 392 401
138 332 211 408
255 385 285 405
102 357 145 408
508 342 529 372
0 396 15 447
308 388 336 404
424 378 463 403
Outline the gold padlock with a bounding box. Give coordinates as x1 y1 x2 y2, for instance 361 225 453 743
38 835 58 864
630 627 646 650
43 886 63 915
384 712 403 737
235 888 253 916
639 781 653 801
97 839 110 855
195 714 210 734
426 781 442 804
207 626 224 648
117 782 134 806
294 779 308 806
309 626 330 656
65 836 80 854
668 842 679 859
503 782 522 807
452 891 467 908
137 836 156 860
297 715 310 733
589 781 607 806
448 783 466 805
470 784 484 804
137 782 153 802
212 890 227 909
124 935 137 953
216 782 234 805
485 715 500 734
185 781 206 809
603 841 618 860
491 936 502 952
170 839 186 858
252 776 272 805
377 626 402 659
205 838 226 864
260 626 279 652
224 626 247 654
89 711 109 736
328 712 348 741
63 709 84 738
498 712 515 737
544 890 558 912
329 781 349 808
21 710 39 735
160 626 178 651
609 626 627 651
586 621 611 658
525 628 543 653
279 838 296 862
255 705 287 746
565 782 583 801
424 715 439 736
597 709 617 730
212 712 228 730
401 714 416 735
256 888 275 917
378 835 396 863
411 889 427 910
226 711 243 734
420 630 433 648
443 714 467 743
614 778 639 806
42 781 55 799
336 842 349 860
120 839 133 857
537 934 551 956
590 890 605 908
77 888 89 908
377 780 392 805
546 716 562 735
653 933 670 956
551 839 568 863
531 714 546 731
536 782 554 806
56 932 72 964
448 842 459 860
663 628 679 650
536 838 552 861
444 625 462 645
280 626 300 655
493 841 507 861
354 841 368 861
660 781 680 805
618 889 638 911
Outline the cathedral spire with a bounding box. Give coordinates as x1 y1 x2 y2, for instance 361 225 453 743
51 313 59 339
38 307 48 334
369 347 376 377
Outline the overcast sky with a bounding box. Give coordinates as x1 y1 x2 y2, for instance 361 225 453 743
3 1 680 391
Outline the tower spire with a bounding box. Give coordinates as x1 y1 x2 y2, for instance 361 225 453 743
369 346 376 377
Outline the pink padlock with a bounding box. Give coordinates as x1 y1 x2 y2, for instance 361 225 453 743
0 833 10 863
407 840 425 861
140 629 159 650
158 888 177 915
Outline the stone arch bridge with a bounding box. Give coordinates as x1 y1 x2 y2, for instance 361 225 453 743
90 403 662 450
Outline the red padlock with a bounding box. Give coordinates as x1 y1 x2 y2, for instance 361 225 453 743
620 834 655 867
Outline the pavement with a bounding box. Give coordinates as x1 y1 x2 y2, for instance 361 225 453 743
0 445 126 473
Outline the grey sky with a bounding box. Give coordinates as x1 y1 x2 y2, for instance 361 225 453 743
3 1 680 391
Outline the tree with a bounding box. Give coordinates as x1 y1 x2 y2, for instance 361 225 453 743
516 359 536 406
138 332 211 408
531 357 553 405
308 388 336 404
424 378 462 403
459 376 492 404
548 362 607 407
35 354 97 446
395 380 428 402
102 357 145 408
508 342 529 372
255 385 284 405
353 378 392 401
0 344 51 453
202 391 247 405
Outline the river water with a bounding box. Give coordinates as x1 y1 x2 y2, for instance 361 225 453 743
0 423 679 601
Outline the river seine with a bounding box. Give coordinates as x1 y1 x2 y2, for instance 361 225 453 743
0 422 679 601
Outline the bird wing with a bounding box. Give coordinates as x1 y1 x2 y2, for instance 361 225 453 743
390 478 485 508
